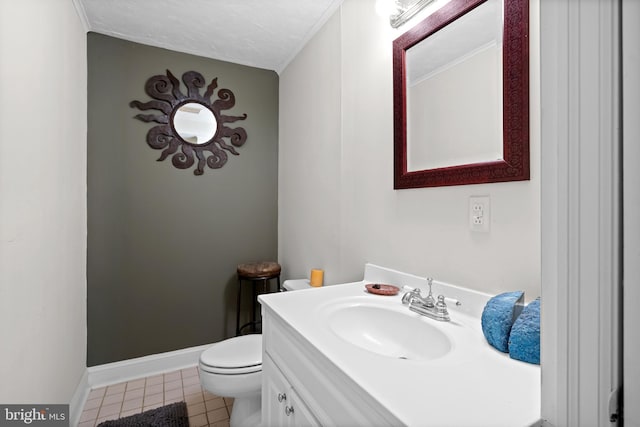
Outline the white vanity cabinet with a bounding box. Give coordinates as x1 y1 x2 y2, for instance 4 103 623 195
261 304 401 427
258 266 541 427
262 354 319 427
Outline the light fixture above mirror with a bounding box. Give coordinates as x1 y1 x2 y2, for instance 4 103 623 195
389 0 438 28
130 70 247 175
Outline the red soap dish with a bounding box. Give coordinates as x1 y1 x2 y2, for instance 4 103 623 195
365 284 400 296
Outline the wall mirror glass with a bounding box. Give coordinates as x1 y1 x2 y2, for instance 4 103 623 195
393 0 529 189
172 102 218 145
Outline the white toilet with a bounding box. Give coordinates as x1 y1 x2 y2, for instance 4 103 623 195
199 334 263 427
199 280 316 426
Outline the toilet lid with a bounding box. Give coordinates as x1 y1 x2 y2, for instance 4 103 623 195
200 334 262 371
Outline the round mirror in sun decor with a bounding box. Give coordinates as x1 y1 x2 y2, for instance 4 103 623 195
173 102 218 145
130 70 247 175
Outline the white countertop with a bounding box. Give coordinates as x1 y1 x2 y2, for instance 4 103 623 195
259 265 541 427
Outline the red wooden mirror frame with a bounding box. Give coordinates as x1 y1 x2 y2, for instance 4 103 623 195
393 0 529 189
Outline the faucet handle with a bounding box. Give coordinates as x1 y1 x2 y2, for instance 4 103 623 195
401 287 421 305
436 295 448 312
434 295 451 321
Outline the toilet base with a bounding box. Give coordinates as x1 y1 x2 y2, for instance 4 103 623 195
230 394 261 427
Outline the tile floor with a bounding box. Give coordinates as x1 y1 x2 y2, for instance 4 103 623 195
78 365 233 427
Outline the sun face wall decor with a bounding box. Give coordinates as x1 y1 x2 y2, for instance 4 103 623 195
130 70 248 175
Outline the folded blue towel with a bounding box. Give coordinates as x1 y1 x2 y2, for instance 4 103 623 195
481 291 524 352
508 297 540 364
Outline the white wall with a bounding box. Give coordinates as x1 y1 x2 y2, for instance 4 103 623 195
279 0 540 300
279 11 343 285
0 0 87 403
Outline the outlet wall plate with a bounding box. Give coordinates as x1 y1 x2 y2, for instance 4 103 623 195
469 196 490 232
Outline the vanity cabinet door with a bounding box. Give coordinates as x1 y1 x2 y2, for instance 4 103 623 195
263 354 319 427
288 389 319 426
263 354 289 427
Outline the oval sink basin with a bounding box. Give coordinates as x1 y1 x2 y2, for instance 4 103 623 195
323 303 452 361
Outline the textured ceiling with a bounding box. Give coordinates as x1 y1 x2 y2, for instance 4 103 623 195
76 0 343 74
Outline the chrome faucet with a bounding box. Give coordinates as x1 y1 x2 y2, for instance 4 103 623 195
402 278 451 322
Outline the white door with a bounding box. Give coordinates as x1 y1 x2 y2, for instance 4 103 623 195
622 0 640 425
540 0 623 424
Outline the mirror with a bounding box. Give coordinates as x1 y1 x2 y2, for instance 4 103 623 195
130 70 247 175
172 102 218 145
393 0 529 188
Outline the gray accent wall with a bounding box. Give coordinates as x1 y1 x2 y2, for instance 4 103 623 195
87 33 278 366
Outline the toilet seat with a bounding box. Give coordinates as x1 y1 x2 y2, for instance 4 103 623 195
200 334 262 375
200 363 261 375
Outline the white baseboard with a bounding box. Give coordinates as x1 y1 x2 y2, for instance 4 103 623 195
71 343 214 423
87 344 212 388
70 368 89 427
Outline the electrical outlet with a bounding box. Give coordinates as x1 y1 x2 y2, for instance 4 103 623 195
469 196 490 232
